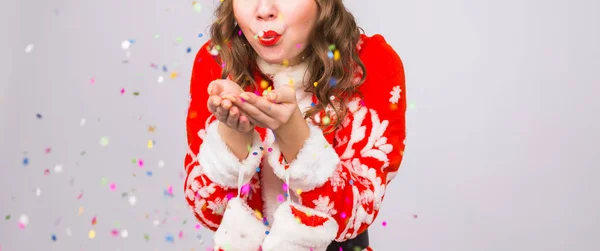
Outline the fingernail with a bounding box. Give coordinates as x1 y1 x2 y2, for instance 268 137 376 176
240 93 250 100
268 93 276 100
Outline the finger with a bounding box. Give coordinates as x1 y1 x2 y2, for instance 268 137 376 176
238 92 283 118
216 105 229 122
207 80 224 95
226 106 240 128
243 113 267 128
207 96 222 114
237 113 252 132
221 99 233 110
268 86 296 104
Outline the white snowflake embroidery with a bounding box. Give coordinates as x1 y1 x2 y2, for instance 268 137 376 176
389 85 401 104
312 196 338 216
206 197 228 215
329 167 347 192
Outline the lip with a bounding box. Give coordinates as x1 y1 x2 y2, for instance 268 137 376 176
258 30 282 46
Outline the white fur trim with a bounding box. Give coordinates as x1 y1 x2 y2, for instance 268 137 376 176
261 201 338 251
267 123 340 192
213 198 268 251
198 121 263 188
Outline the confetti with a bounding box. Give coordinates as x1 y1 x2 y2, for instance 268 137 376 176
282 183 288 191
193 2 202 12
110 183 117 191
100 178 108 185
349 180 354 185
187 47 192 53
35 188 41 196
413 214 418 219
128 196 137 205
328 44 336 51
296 189 302 195
146 171 152 176
195 223 201 230
340 212 347 219
153 219 160 227
158 160 165 168
121 40 131 50
120 88 125 95
65 227 72 236
45 147 51 154
157 76 164 83
327 51 334 59
144 233 150 241
92 216 97 225
36 113 42 119
111 229 119 237
256 167 260 172
148 140 154 149
198 33 203 38
54 164 63 173
240 184 250 195
277 194 284 203
382 221 387 227
5 215 10 220
23 157 29 166
90 78 95 85
80 118 86 126
51 234 57 241
44 169 50 175
121 229 128 238
88 230 96 239
78 207 84 215
25 44 34 53
100 137 109 147
333 50 340 61
133 92 140 96
170 72 178 79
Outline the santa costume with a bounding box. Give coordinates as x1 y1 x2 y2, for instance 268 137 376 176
184 34 406 251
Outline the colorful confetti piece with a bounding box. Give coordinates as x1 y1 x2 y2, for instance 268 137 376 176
88 230 96 239
24 44 34 53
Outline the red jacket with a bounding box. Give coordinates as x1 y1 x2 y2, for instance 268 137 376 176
184 34 406 251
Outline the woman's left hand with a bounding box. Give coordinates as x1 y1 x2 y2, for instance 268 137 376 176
224 85 298 130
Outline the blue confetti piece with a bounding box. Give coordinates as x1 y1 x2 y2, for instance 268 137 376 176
165 233 174 243
349 180 354 185
51 234 57 241
327 51 334 59
329 78 337 87
265 230 270 235
198 33 203 38
256 167 260 172
129 39 136 44
263 221 269 226
310 102 315 107
186 47 192 53
36 113 42 119
162 65 168 72
23 157 29 166
146 171 152 176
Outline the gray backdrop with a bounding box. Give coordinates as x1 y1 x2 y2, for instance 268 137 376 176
1 0 599 250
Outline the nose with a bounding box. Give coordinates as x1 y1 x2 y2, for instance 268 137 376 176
255 0 278 21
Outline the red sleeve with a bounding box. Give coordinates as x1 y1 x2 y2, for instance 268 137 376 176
183 41 260 232
264 34 406 243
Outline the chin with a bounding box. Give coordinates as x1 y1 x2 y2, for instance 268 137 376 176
253 44 294 64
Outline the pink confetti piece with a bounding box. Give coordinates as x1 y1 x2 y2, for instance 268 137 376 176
277 194 284 203
110 183 116 191
178 230 183 239
281 183 288 191
138 159 144 167
44 169 50 176
226 193 234 201
90 78 95 85
120 88 125 95
413 214 418 219
240 184 250 195
91 216 97 225
167 185 173 195
18 222 26 229
111 229 119 237
76 191 83 200
340 212 347 219
296 44 302 48
195 223 201 230
45 147 51 154
382 221 387 227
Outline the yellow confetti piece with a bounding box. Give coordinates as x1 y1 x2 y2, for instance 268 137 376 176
322 116 331 125
170 72 178 79
260 80 269 89
288 78 294 87
282 59 289 67
296 189 302 195
78 207 84 215
147 140 153 149
313 82 318 87
254 210 263 220
390 103 398 110
88 230 96 239
333 50 341 61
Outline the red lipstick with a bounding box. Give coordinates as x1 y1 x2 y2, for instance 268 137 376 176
258 30 282 46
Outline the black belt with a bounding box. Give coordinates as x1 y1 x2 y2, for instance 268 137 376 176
326 229 369 251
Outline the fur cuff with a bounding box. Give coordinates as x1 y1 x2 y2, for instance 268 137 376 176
267 123 340 192
261 201 339 251
199 121 263 188
213 198 268 251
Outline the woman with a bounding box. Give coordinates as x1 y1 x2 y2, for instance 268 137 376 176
184 0 406 250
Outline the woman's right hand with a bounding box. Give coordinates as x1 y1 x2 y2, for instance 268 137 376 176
206 79 254 133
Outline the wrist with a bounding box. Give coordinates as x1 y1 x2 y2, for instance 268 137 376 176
274 109 306 142
218 121 254 141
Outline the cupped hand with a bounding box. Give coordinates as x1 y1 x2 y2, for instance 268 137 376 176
206 79 254 133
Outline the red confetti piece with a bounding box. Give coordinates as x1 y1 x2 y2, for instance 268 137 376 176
91 216 97 225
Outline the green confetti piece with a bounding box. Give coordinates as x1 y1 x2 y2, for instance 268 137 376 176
193 2 202 12
328 44 336 51
133 92 140 96
144 233 150 241
182 219 187 225
154 34 160 39
176 37 183 43
101 178 108 185
114 221 120 228
100 136 109 147
5 214 10 220
131 158 137 164
408 102 416 109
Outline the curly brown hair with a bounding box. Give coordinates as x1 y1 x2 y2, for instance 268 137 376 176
209 0 366 134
